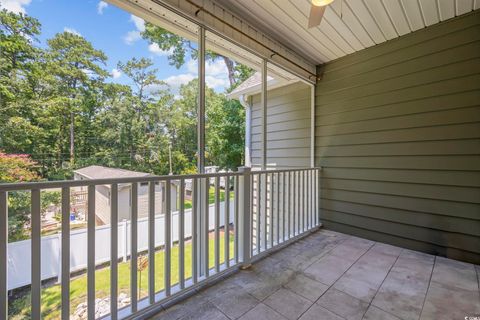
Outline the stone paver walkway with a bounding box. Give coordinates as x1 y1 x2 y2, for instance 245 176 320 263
150 229 480 320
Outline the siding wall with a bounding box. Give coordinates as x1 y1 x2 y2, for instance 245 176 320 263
251 82 311 168
315 11 480 263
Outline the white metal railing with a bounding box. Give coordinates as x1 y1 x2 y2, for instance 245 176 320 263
0 167 321 319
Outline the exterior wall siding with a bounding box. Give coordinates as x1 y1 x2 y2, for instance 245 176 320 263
315 11 480 263
250 82 311 168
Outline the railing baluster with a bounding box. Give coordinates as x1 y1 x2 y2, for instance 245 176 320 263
214 176 220 272
87 186 96 318
192 178 198 283
234 176 239 264
179 179 185 289
165 181 171 296
293 172 297 237
263 173 267 250
204 178 209 277
315 169 321 223
130 183 138 313
0 191 6 319
61 187 70 320
269 173 274 249
287 172 291 239
307 170 313 230
281 173 285 242
225 177 230 267
250 176 254 257
110 183 118 319
303 170 306 232
275 173 279 245
31 189 41 319
256 174 260 254
148 181 155 304
296 171 300 235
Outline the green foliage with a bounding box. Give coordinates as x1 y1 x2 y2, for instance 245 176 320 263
0 9 249 181
0 151 60 240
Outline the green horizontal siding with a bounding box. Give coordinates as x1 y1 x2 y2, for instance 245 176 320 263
315 11 480 264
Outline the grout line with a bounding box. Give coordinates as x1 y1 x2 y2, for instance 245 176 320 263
360 248 404 320
418 255 436 320
476 264 480 293
295 239 376 320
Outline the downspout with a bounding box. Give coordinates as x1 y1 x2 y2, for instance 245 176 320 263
239 94 252 167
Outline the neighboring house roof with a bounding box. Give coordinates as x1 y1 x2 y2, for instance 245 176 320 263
74 165 152 180
227 71 301 100
227 71 299 100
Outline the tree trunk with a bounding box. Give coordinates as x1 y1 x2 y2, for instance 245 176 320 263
223 57 235 87
70 111 74 164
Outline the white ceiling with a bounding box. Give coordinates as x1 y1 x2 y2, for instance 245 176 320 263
218 0 480 64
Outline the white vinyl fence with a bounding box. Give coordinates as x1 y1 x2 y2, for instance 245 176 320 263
7 201 234 291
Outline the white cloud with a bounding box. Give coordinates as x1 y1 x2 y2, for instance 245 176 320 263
186 58 229 89
163 74 196 88
0 0 31 13
206 75 229 89
123 15 145 45
130 15 145 32
97 1 108 14
111 68 122 79
148 43 174 56
64 27 82 36
123 30 141 45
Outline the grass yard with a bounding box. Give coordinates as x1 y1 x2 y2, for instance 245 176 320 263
9 231 235 319
184 185 234 209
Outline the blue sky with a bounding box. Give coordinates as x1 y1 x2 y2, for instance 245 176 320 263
0 0 230 94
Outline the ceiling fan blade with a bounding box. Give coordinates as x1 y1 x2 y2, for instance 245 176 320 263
308 4 326 28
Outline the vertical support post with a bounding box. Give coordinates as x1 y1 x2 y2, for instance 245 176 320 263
238 167 251 268
214 177 220 272
130 183 138 313
234 176 239 264
0 191 7 319
198 26 206 174
192 178 198 283
261 59 267 170
225 177 230 267
148 182 155 304
310 84 315 168
61 187 70 320
165 181 171 296
87 185 96 318
110 183 118 320
197 26 207 279
31 189 41 319
204 178 210 277
179 179 185 289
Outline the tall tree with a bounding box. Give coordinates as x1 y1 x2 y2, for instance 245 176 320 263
46 31 108 165
141 22 253 88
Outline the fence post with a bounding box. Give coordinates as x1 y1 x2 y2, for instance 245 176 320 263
238 167 251 269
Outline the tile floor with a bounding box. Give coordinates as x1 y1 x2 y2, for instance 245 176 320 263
150 229 480 320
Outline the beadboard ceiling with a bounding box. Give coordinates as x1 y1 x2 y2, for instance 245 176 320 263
218 0 480 64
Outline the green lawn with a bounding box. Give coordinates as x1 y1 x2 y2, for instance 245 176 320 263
184 185 234 209
9 232 235 319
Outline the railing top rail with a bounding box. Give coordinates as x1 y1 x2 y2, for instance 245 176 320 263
0 167 322 191
0 171 241 192
251 167 322 174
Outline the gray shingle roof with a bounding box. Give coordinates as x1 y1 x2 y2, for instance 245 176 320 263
74 165 152 180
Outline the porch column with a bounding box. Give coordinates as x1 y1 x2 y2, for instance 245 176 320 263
197 26 207 277
261 59 267 170
310 84 315 168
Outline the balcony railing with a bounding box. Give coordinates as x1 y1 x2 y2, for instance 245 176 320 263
0 167 321 319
